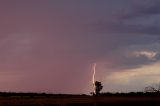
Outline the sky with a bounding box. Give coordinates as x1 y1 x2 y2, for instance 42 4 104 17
0 0 160 94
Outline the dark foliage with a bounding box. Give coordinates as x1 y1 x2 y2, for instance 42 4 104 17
0 92 88 98
100 92 160 96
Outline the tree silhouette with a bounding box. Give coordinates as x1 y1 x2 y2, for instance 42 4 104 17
144 83 160 93
94 81 103 96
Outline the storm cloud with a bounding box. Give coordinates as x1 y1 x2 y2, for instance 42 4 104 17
0 0 160 93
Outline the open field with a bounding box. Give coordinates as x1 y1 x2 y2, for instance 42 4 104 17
0 95 160 106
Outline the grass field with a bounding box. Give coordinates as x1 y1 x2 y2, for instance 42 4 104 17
0 95 160 106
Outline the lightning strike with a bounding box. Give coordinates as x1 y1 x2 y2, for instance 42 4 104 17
92 63 96 84
92 63 96 94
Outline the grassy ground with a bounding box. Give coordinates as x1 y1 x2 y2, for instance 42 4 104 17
0 92 160 106
0 95 159 106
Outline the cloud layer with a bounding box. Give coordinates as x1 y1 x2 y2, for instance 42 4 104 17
0 0 160 93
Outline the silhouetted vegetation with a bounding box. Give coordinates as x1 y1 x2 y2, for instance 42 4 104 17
0 92 88 98
0 91 160 97
101 92 160 96
94 81 103 96
144 83 160 93
91 81 103 96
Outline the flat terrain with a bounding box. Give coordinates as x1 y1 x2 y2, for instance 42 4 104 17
0 95 160 106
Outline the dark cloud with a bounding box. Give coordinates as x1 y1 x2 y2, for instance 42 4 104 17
91 0 160 35
87 0 160 72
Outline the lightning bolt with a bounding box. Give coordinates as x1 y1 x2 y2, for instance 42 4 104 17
92 63 96 94
92 63 96 84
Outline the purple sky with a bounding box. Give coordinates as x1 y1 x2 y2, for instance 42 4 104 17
0 0 160 94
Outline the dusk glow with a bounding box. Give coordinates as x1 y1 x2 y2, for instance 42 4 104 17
0 0 160 94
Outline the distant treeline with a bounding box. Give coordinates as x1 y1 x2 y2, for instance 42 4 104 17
0 92 87 97
0 92 160 97
100 92 160 96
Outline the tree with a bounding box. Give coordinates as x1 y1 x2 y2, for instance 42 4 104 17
94 81 103 96
144 83 160 93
